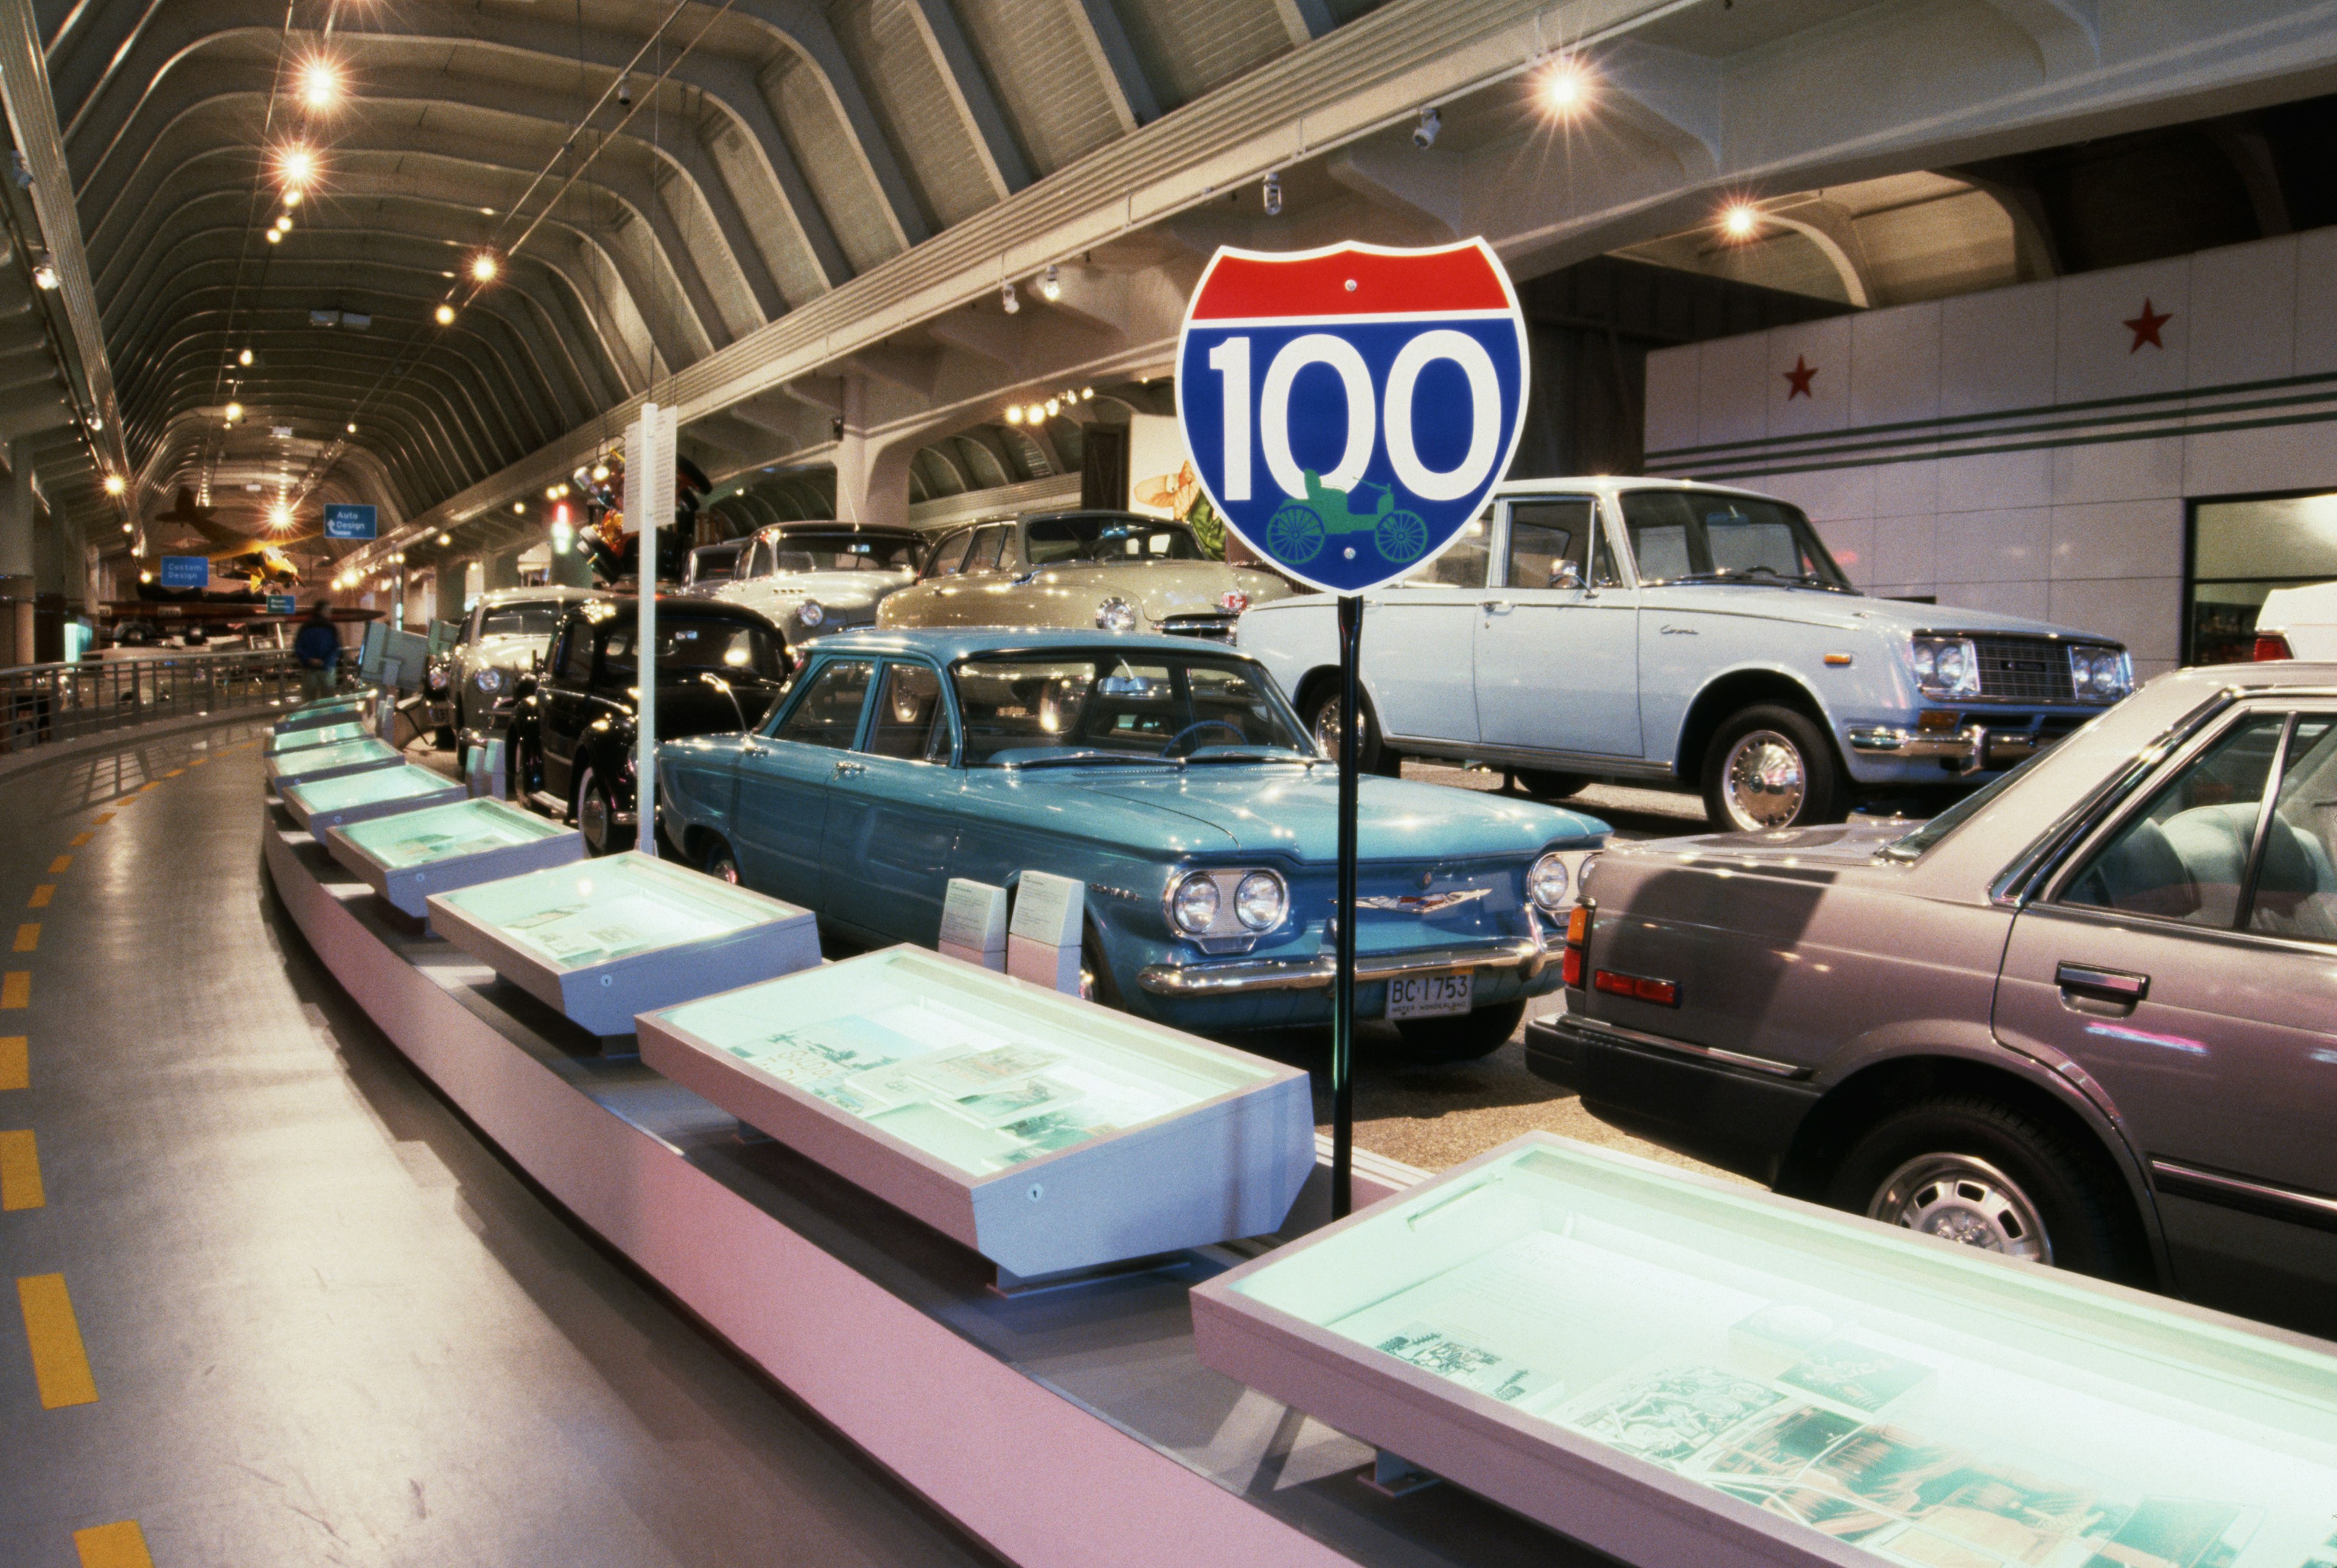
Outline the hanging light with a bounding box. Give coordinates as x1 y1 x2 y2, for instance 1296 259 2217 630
545 484 561 501
511 501 526 514
103 473 125 496
434 303 456 326
590 462 609 483
268 501 293 530
297 57 342 111
345 421 357 433
1000 280 1019 315
276 143 318 192
1038 264 1062 302
1721 202 1761 240
470 253 498 284
29 255 57 288
1080 387 1094 400
436 532 451 545
282 188 302 209
224 401 243 422
1044 397 1060 418
237 347 253 366
1541 56 1591 114
1003 404 1024 425
1262 170 1282 217
121 521 133 534
264 229 282 245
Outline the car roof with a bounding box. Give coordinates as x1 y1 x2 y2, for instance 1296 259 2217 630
750 519 922 540
1490 475 1783 501
477 585 606 607
802 626 1259 662
568 594 790 632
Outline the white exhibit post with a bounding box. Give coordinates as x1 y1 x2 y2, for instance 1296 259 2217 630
1007 871 1084 994
937 879 1008 971
376 657 401 742
624 403 677 856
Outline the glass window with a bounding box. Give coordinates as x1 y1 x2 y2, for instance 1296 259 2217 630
2061 714 2288 927
952 653 1309 765
1617 490 1848 589
478 600 568 638
685 543 746 585
1022 514 1206 564
603 617 783 681
2189 493 2337 664
864 663 951 763
752 528 922 575
770 660 873 750
963 524 1009 573
2246 715 2337 943
555 622 593 681
1505 500 1594 589
1400 511 1490 587
922 530 972 580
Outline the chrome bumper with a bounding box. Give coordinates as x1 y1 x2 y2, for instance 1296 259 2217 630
1137 928 1554 998
1848 723 2048 775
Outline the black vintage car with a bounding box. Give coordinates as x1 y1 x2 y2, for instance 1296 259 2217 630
509 596 793 854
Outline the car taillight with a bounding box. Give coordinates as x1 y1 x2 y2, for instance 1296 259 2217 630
1562 901 1591 989
1593 969 1680 1007
2254 634 2294 661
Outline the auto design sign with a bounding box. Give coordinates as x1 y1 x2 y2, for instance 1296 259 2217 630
1176 239 1529 595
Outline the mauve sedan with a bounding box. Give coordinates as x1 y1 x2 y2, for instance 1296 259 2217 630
1528 661 2337 1337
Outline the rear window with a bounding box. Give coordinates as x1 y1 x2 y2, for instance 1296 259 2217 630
478 601 567 638
603 618 784 681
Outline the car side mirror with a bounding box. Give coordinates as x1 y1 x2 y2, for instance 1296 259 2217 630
1549 560 1584 590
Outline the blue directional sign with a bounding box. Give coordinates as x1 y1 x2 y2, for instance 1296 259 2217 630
267 593 297 616
322 503 377 540
158 556 209 590
1176 239 1529 596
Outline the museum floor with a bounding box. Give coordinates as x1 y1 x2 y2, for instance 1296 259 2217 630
0 722 1003 1566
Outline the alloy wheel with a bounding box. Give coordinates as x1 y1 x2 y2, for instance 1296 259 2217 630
1720 728 1807 829
1867 1153 2052 1264
1312 694 1364 759
578 775 610 854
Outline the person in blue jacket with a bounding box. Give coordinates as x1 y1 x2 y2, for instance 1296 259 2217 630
293 603 342 702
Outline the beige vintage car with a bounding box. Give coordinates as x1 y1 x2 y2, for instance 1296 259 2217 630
876 510 1298 641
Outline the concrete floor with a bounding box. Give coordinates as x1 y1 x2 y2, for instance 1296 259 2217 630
0 722 1002 1568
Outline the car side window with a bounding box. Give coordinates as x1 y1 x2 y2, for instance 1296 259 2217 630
964 524 1009 573
770 660 873 750
1505 500 1595 589
1618 491 1692 583
1399 512 1490 587
2059 714 2289 928
2245 715 2337 943
864 663 952 764
922 531 971 580
556 622 593 682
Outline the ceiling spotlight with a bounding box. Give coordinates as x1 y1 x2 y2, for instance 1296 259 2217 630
103 473 125 496
1044 397 1060 418
298 57 341 111
265 229 282 245
512 501 526 514
1004 404 1024 425
545 484 561 500
89 414 103 431
283 189 302 209
276 144 317 191
470 253 498 283
268 502 293 530
346 421 357 433
139 570 153 584
1262 169 1282 217
1413 105 1442 149
436 532 451 546
1541 57 1590 114
1038 264 1061 302
1028 403 1047 423
1080 386 1094 400
590 462 609 483
121 521 133 534
617 73 632 106
29 255 57 289
238 347 253 366
224 401 243 422
1721 201 1761 240
1001 280 1019 315
434 303 456 326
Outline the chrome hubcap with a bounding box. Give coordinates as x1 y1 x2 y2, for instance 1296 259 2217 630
711 855 739 885
1313 697 1363 758
1868 1154 2052 1264
579 786 608 852
1722 730 1806 829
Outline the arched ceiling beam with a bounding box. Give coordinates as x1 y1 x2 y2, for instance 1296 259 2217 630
898 0 1031 201
1973 0 2101 77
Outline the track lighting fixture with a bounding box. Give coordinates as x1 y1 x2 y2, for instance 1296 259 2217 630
1001 280 1019 315
29 254 57 288
1039 264 1062 302
1413 106 1441 148
435 303 456 326
1262 170 1282 217
617 74 632 106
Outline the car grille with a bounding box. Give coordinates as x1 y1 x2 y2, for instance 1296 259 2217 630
1972 637 2073 703
1158 613 1238 643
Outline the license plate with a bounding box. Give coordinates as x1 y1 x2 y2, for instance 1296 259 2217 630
1386 972 1472 1019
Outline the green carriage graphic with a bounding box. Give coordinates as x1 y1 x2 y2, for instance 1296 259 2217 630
1265 472 1430 566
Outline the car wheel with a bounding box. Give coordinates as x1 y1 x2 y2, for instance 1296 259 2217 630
1302 681 1392 775
1078 929 1124 1010
575 768 631 856
701 838 741 885
1389 999 1524 1065
1825 1095 2142 1281
1515 769 1589 800
435 724 457 751
1701 703 1842 831
512 737 545 803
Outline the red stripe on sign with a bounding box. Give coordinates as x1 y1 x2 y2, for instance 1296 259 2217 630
1189 243 1511 320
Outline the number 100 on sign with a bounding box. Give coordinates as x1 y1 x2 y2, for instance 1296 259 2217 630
1175 239 1530 596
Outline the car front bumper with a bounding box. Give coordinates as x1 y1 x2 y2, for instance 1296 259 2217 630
1136 922 1556 998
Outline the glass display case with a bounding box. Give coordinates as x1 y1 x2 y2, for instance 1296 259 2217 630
426 851 820 1036
265 720 369 756
1193 1134 2337 1568
326 798 585 918
265 736 403 789
273 693 371 733
279 764 468 834
637 946 1315 1279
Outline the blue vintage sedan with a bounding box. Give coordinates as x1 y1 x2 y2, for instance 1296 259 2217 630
654 628 1609 1061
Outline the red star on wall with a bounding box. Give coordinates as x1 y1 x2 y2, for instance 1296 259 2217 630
1782 355 1818 399
2124 299 2171 353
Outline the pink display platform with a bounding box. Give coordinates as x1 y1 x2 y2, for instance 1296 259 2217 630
263 807 1588 1568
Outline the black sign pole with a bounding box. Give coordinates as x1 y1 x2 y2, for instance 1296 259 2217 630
1332 591 1363 1219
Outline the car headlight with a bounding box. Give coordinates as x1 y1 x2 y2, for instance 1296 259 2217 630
1096 596 1138 634
2069 644 2130 702
798 599 825 628
427 667 449 691
1170 872 1220 934
1528 851 1572 911
1909 635 1979 699
1234 870 1287 932
475 666 504 694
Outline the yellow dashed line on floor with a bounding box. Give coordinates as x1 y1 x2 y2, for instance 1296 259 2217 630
161 769 183 779
16 1274 97 1407
74 1521 153 1568
47 856 69 875
0 1038 23 1091
66 832 91 848
1 1130 43 1210
1 974 25 1009
189 757 206 767
28 886 52 909
13 925 35 953
91 812 113 824
137 782 157 793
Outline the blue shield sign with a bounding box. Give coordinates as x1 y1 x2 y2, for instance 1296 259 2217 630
1176 239 1529 595
323 503 377 540
158 556 209 590
267 593 297 616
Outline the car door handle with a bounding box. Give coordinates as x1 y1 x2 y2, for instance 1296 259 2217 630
2055 963 2149 1005
1480 599 1512 614
833 759 867 777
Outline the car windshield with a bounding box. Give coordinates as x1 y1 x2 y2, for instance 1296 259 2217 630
755 531 920 574
687 543 746 585
1617 491 1851 590
477 601 568 638
952 652 1310 766
603 617 784 682
1023 515 1207 566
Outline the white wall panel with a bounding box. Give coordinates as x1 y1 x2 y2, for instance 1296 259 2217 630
1811 513 1875 587
2049 499 2183 582
1848 302 1941 430
1871 458 1939 518
1940 280 2056 417
2182 422 2337 500
2188 237 2296 389
2295 228 2337 378
2050 435 2184 507
1696 333 1770 446
1766 316 1853 436
1870 514 1937 588
1937 448 2050 514
2055 259 2189 405
2050 576 2182 662
1937 506 2048 583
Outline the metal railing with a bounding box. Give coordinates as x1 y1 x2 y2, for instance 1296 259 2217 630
0 649 320 753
